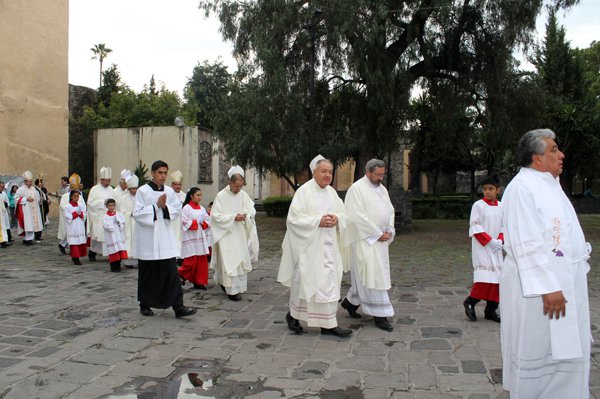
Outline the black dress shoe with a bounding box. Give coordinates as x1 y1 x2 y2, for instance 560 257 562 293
140 306 154 317
484 311 501 323
341 298 361 318
23 240 33 246
463 299 477 321
220 284 227 293
286 312 303 334
175 306 197 318
227 294 242 301
374 317 394 332
58 244 66 254
1 242 12 248
88 255 97 262
194 284 207 290
321 326 353 338
72 258 82 265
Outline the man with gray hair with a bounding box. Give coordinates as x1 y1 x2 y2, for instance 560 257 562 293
341 159 395 331
501 129 592 398
278 155 352 337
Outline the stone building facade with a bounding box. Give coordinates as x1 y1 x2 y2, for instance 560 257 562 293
0 1 69 216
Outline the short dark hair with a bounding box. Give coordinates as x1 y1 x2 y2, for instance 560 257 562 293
69 190 80 201
151 160 168 172
105 198 116 206
61 176 69 183
479 175 499 187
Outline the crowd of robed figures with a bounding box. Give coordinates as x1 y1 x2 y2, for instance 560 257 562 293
0 128 595 398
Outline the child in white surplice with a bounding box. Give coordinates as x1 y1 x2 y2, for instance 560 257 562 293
463 176 504 322
103 198 128 272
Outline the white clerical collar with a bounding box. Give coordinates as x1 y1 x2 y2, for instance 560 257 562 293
364 176 383 191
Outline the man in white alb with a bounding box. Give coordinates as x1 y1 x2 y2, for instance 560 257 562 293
113 169 132 202
278 155 352 338
501 128 592 399
86 167 115 260
15 171 43 245
341 159 395 331
170 170 186 265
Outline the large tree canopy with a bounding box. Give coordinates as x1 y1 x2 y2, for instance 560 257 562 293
200 0 579 186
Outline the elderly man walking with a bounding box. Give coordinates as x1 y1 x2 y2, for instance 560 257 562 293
278 155 352 338
86 167 115 260
210 166 259 301
341 159 395 332
501 129 592 398
15 171 44 245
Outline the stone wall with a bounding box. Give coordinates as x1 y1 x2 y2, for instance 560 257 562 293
0 1 69 216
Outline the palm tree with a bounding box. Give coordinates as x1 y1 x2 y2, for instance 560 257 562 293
90 43 112 87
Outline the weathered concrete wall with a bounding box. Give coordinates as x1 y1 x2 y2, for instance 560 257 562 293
0 0 69 216
95 126 272 203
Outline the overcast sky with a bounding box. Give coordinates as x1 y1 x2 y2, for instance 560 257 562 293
68 0 600 95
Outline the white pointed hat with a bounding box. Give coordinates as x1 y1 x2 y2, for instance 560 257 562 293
126 174 139 188
22 170 33 180
227 165 244 179
99 166 112 179
120 169 132 180
170 170 183 183
309 154 325 172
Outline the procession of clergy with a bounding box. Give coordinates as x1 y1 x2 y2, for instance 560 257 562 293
0 128 594 398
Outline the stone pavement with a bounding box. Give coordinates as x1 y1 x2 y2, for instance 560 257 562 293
0 215 599 399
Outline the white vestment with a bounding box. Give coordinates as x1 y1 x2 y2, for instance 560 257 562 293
118 192 137 263
0 199 7 243
86 184 115 255
64 202 87 246
132 183 181 260
15 185 43 235
210 186 259 295
343 176 395 317
469 199 503 283
0 191 10 227
57 193 86 244
113 186 126 202
103 212 127 255
171 190 186 256
501 167 592 399
278 179 348 328
181 203 210 258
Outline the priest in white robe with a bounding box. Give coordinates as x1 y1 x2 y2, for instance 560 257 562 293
57 174 84 254
501 129 592 399
0 194 9 248
278 155 352 338
118 174 139 268
132 160 196 318
169 170 186 265
210 166 259 301
341 159 395 332
86 167 115 260
113 169 132 202
15 171 44 245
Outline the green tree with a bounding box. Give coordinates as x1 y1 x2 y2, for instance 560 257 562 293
183 60 231 129
200 0 579 183
90 43 113 87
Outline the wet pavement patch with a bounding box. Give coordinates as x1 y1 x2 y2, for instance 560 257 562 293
318 386 364 399
103 358 282 399
421 327 462 338
292 361 330 379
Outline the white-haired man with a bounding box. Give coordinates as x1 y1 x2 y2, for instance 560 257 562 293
278 155 352 338
210 166 259 301
501 128 592 398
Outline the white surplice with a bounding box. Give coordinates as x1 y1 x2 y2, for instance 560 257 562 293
343 176 395 317
64 202 87 246
113 185 126 202
15 185 43 235
0 199 7 243
181 203 210 258
118 192 137 262
171 190 186 256
210 186 259 295
103 212 127 255
469 199 503 283
60 194 86 245
0 191 10 227
501 167 592 399
86 184 115 255
278 178 348 328
132 183 181 260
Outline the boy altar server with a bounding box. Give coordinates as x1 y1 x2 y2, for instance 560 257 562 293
103 198 128 272
132 160 196 318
